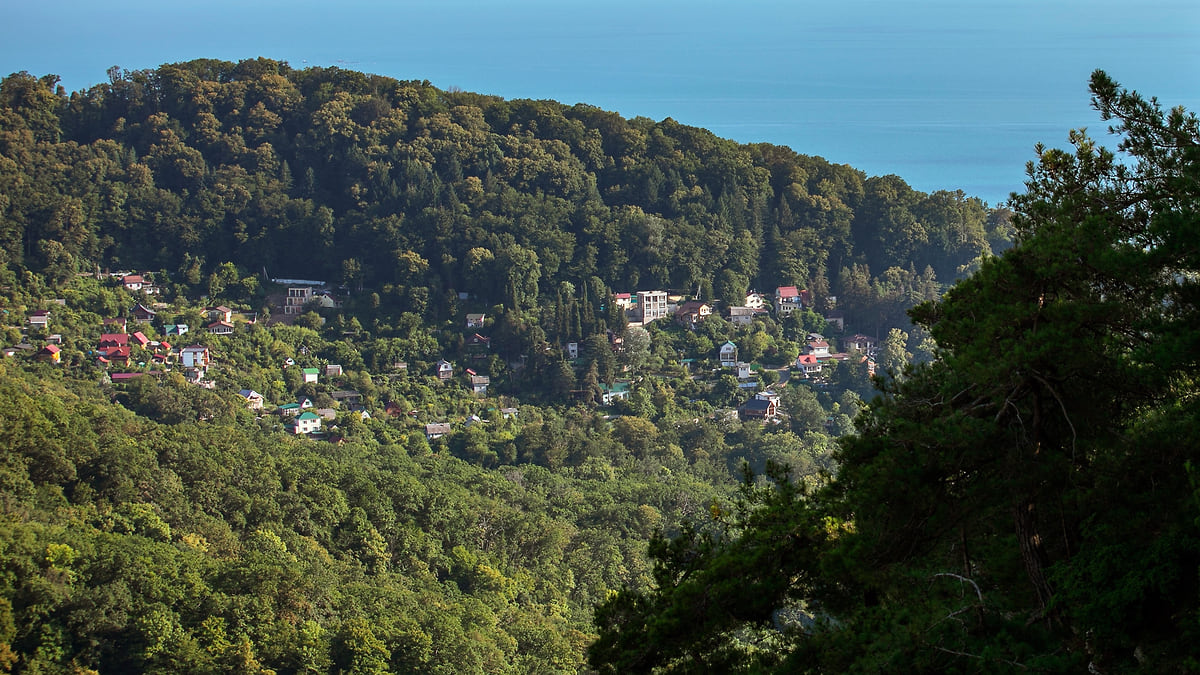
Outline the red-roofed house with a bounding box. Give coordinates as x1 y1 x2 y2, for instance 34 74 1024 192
36 345 61 364
207 321 234 335
131 303 156 323
123 275 144 292
797 353 822 377
775 286 803 316
131 331 150 348
103 346 131 365
98 334 129 350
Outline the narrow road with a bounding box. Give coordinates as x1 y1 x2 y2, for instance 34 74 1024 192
770 365 791 389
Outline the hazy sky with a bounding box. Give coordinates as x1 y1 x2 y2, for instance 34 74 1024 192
3 0 1197 204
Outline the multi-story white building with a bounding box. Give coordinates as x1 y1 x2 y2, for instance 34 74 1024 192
284 286 313 315
637 290 669 324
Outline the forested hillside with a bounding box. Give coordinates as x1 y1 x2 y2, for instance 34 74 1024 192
0 58 1007 326
591 73 1200 674
0 57 1071 675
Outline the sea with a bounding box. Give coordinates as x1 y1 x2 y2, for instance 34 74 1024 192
4 0 1197 207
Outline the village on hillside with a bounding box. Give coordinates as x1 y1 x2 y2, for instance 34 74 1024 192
6 269 902 444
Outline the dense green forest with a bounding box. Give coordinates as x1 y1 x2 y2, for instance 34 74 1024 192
3 58 1191 674
0 58 1008 329
591 73 1200 673
0 58 950 673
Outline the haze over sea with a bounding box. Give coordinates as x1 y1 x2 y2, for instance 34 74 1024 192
4 0 1196 206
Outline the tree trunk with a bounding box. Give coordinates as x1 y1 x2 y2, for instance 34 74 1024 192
1014 499 1056 621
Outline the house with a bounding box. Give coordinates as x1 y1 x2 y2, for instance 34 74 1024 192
238 389 265 410
122 274 144 292
103 317 128 333
301 367 319 384
103 346 131 365
719 341 739 367
436 359 453 381
290 411 322 435
207 321 235 335
466 333 491 352
46 334 63 345
465 313 487 329
315 408 338 421
28 310 50 328
206 306 233 323
130 331 150 348
470 375 490 395
728 306 759 326
613 293 633 309
163 324 189 337
804 339 831 358
737 362 753 380
739 397 778 420
775 286 803 316
824 310 845 331
109 372 147 383
500 407 519 419
425 423 452 440
36 345 61 364
297 396 315 410
284 286 315 315
846 334 878 354
744 291 768 310
278 402 302 416
566 342 580 360
636 290 669 324
326 364 343 377
131 303 156 323
311 291 339 310
98 334 129 350
384 401 407 418
797 354 822 377
180 345 210 369
675 301 713 330
330 390 363 408
599 380 632 405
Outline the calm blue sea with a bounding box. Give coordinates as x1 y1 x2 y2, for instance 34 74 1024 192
4 0 1197 206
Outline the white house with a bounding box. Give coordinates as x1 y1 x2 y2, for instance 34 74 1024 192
804 339 831 358
180 345 210 369
238 389 265 410
846 334 878 353
797 354 822 377
637 290 669 324
719 341 739 368
291 411 322 435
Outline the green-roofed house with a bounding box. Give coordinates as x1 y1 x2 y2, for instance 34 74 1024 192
302 367 319 384
291 411 322 435
599 380 632 406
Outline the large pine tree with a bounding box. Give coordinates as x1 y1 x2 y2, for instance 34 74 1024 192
591 70 1200 673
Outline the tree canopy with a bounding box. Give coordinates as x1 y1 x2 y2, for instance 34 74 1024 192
590 71 1200 674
